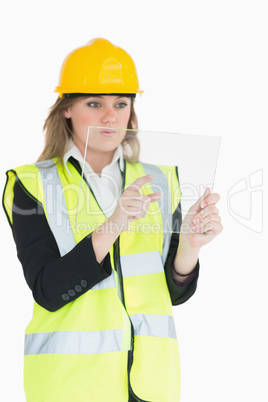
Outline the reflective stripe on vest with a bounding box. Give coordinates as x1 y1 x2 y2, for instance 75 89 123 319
120 250 163 277
25 329 124 355
140 162 172 264
35 160 76 257
91 271 116 290
24 312 176 356
130 313 177 339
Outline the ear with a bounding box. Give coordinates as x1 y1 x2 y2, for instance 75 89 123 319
64 107 72 119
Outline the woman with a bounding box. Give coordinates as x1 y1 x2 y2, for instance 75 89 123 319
3 38 222 402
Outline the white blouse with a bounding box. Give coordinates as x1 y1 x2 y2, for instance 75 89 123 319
63 142 124 218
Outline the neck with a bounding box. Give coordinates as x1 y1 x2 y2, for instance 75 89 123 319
73 139 118 176
86 150 114 176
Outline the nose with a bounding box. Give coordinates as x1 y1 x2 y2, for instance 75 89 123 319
102 106 116 125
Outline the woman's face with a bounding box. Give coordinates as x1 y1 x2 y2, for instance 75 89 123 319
64 95 131 157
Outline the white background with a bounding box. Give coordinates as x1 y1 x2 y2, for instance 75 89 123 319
0 1 267 401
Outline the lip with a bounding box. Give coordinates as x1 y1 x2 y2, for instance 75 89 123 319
99 129 117 137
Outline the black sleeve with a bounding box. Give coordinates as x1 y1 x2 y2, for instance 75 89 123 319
164 203 200 305
11 178 112 312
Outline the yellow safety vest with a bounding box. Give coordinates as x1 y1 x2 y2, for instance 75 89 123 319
3 158 182 402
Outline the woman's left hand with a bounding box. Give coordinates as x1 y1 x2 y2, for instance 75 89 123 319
180 187 223 250
173 188 223 279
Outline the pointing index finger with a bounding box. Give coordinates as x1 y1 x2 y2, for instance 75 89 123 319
127 174 154 191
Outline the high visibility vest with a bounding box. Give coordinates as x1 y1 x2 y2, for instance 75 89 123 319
3 158 182 402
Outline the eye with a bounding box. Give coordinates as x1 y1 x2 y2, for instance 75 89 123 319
86 102 101 108
116 102 128 108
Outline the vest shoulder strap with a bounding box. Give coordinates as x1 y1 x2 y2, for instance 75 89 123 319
138 162 179 263
35 159 76 256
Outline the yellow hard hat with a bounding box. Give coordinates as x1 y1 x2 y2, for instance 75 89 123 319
55 38 143 97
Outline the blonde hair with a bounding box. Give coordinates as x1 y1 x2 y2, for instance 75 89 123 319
37 96 140 164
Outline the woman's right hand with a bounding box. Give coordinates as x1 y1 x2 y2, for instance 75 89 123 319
92 174 161 263
107 174 162 235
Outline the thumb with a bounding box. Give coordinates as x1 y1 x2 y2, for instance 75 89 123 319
189 187 211 214
147 192 162 202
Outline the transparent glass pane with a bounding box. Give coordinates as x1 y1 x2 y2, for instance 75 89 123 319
76 126 221 234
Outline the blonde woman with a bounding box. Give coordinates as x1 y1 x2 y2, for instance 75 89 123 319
3 38 222 402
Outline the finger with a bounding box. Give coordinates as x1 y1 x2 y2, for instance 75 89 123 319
147 192 162 202
120 193 152 213
122 192 152 206
192 220 223 235
192 205 220 224
120 200 147 215
193 214 221 231
127 174 155 192
188 187 211 215
204 221 223 235
189 188 221 218
200 192 221 209
122 193 162 219
122 189 161 209
122 189 148 205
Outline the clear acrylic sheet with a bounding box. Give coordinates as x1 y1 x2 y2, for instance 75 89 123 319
77 126 221 233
